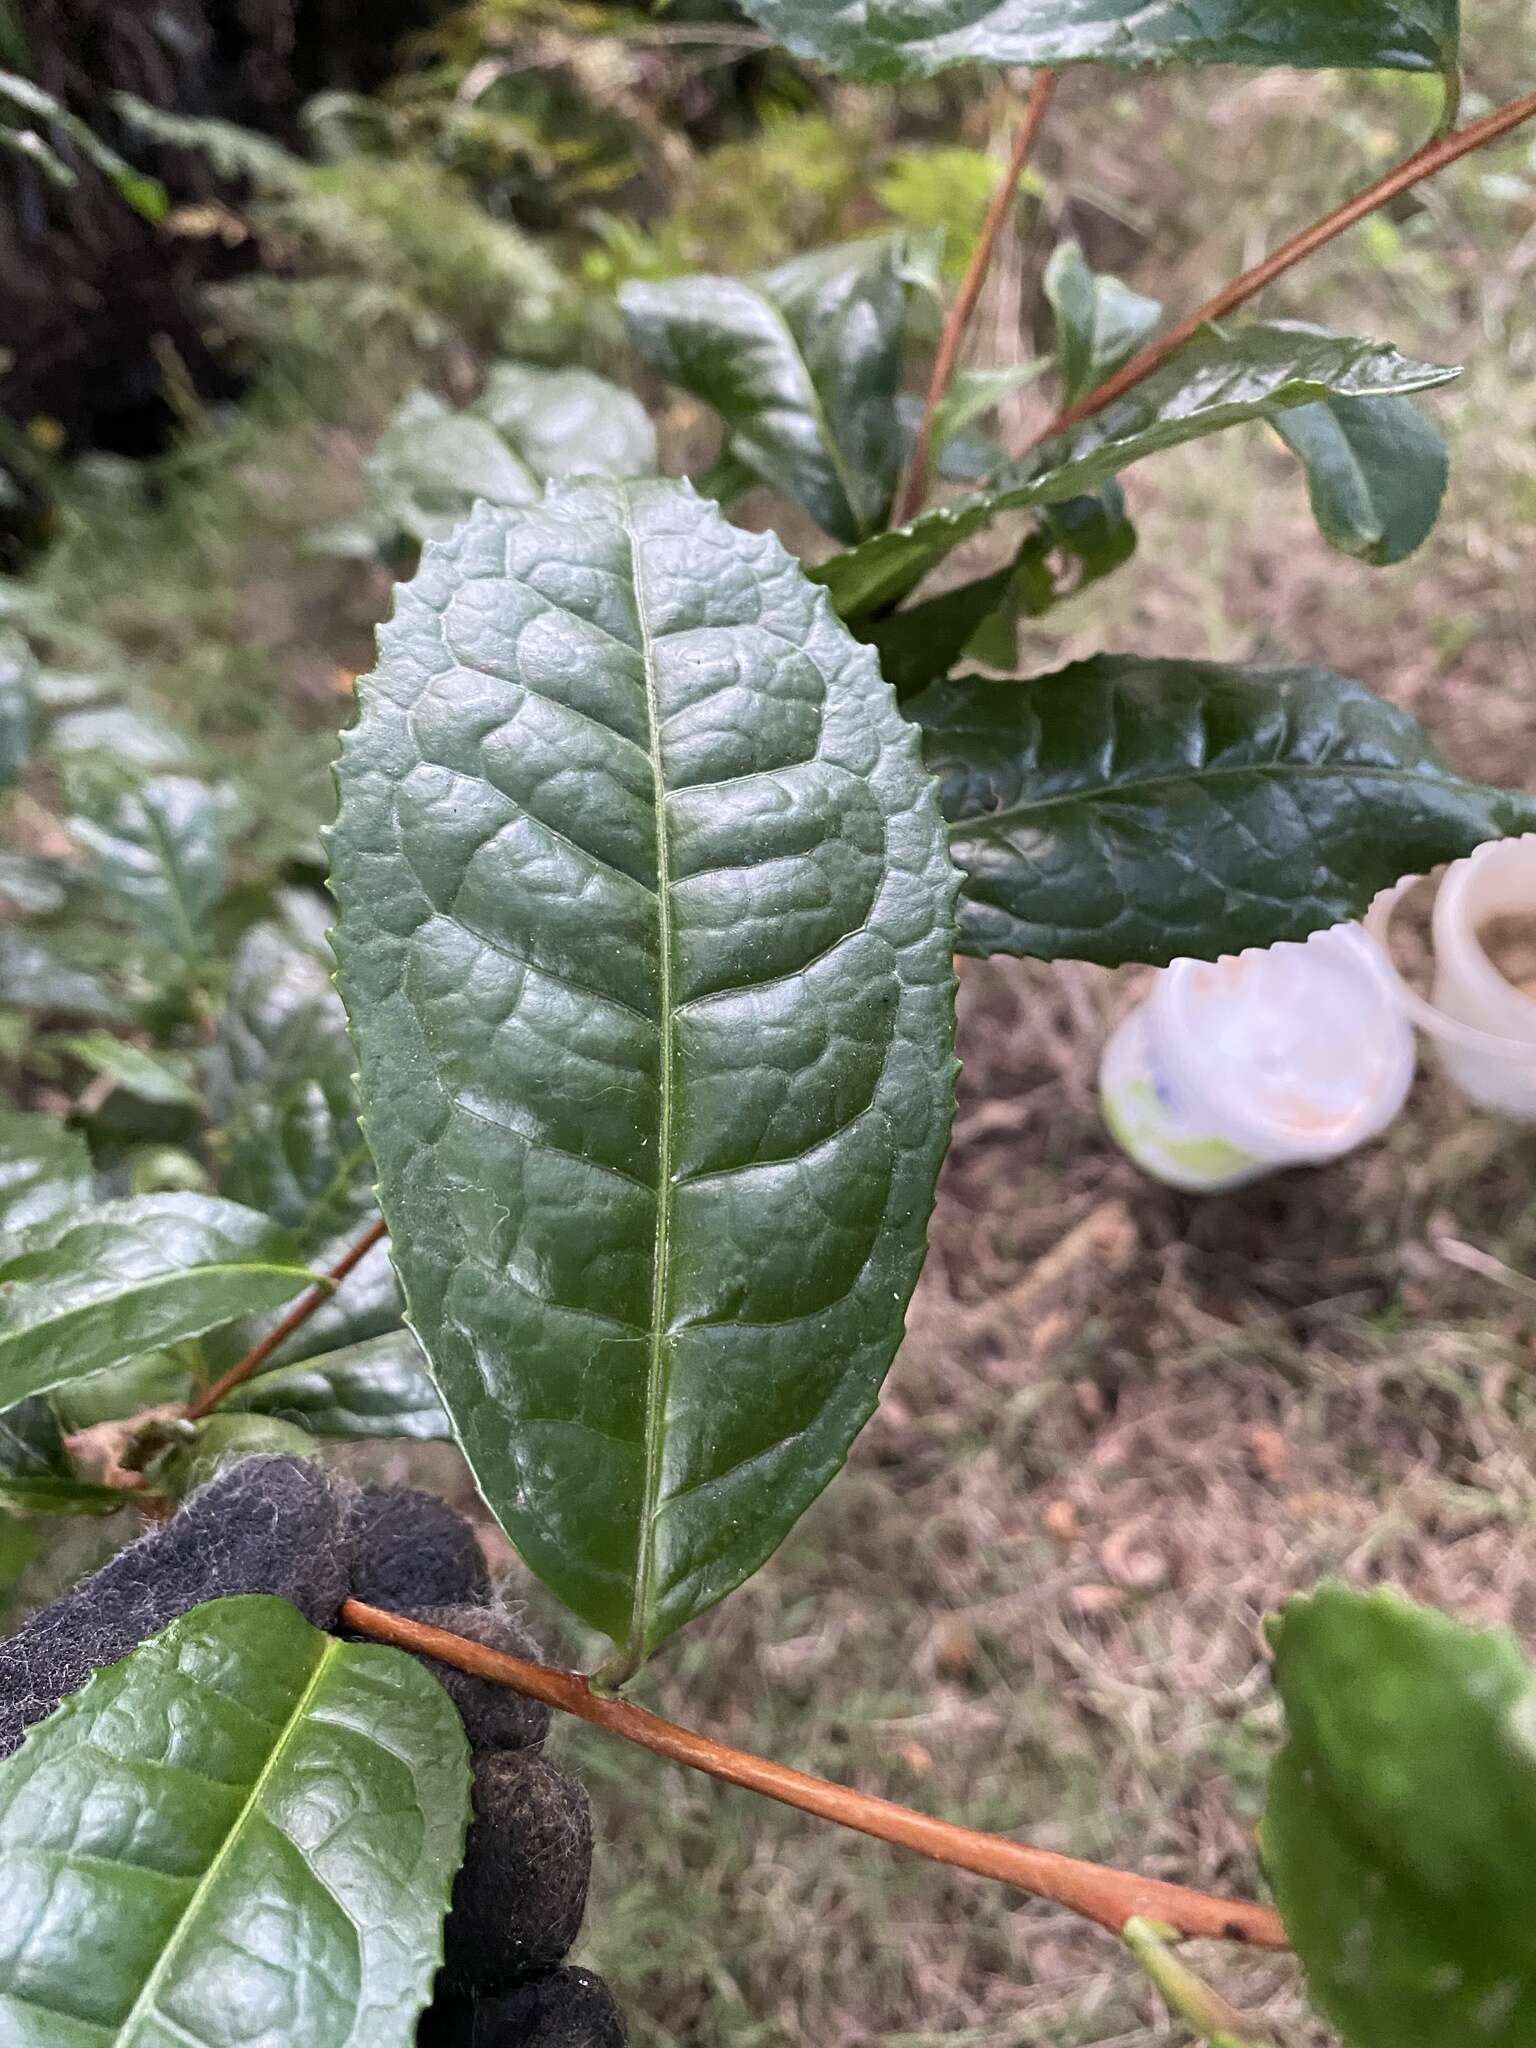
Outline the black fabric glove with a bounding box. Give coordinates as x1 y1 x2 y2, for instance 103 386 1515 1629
0 1455 625 2047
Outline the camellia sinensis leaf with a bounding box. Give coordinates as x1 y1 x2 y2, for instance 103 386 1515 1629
915 654 1536 965
0 1594 470 2045
332 478 958 1670
1266 1584 1536 2048
735 0 1459 85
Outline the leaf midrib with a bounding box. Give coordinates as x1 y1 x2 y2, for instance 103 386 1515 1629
622 492 675 1670
111 1628 341 2045
747 287 867 540
948 756 1484 840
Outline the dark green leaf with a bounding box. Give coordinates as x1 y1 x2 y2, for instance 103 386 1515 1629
1272 391 1449 565
0 1594 470 2044
736 0 1458 83
475 362 658 481
964 485 1138 668
62 1033 201 1109
621 237 908 543
0 1109 92 1237
860 563 1017 700
1266 1585 1536 2048
69 774 225 963
0 1194 316 1408
816 324 1458 619
1043 240 1161 407
0 1472 131 1516
0 629 34 793
916 655 1536 966
368 388 539 545
206 915 370 1245
227 1332 451 1441
332 479 958 1668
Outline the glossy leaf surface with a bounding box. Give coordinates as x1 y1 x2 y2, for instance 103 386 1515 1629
1267 1585 1536 2048
228 1332 451 1441
0 1109 92 1237
621 238 908 543
0 1594 469 2046
69 774 225 963
0 1194 315 1408
816 324 1457 618
476 362 658 482
736 0 1459 82
332 479 958 1664
916 655 1536 966
1272 391 1449 565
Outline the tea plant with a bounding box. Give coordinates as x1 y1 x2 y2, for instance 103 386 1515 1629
3 5 1536 2045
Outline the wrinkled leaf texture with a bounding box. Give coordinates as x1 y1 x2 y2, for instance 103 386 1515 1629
0 1595 469 2046
332 478 958 1668
916 655 1536 965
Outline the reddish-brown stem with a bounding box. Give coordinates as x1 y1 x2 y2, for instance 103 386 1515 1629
183 1217 389 1421
343 1599 1288 1949
895 69 1058 525
1030 85 1536 451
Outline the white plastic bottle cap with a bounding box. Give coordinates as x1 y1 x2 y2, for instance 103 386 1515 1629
1365 837 1536 1120
1100 924 1415 1192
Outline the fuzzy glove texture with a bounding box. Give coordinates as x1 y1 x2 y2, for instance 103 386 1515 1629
0 1455 625 2046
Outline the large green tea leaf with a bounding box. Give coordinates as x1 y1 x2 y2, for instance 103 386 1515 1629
816 324 1457 618
1266 1585 1536 2048
621 238 909 544
916 655 1536 965
332 479 958 1668
0 1194 316 1408
0 1594 469 2046
1272 391 1449 565
737 0 1458 82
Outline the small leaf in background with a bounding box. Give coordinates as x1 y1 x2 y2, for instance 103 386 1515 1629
50 703 196 770
1043 240 1161 406
367 387 539 545
0 1395 68 1480
622 236 910 543
1272 390 1449 564
815 324 1458 619
0 1193 317 1408
0 628 35 792
0 1108 92 1237
916 654 1536 966
0 927 125 1022
734 0 1458 83
1266 1585 1536 2048
332 479 958 1669
62 1031 201 1110
226 1330 451 1441
0 1594 470 2044
69 773 226 965
0 1472 131 1516
161 1412 320 1496
205 911 372 1246
475 361 658 481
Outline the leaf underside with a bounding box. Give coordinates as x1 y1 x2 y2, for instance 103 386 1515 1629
0 1595 470 2047
915 655 1536 966
332 478 958 1665
735 0 1458 83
